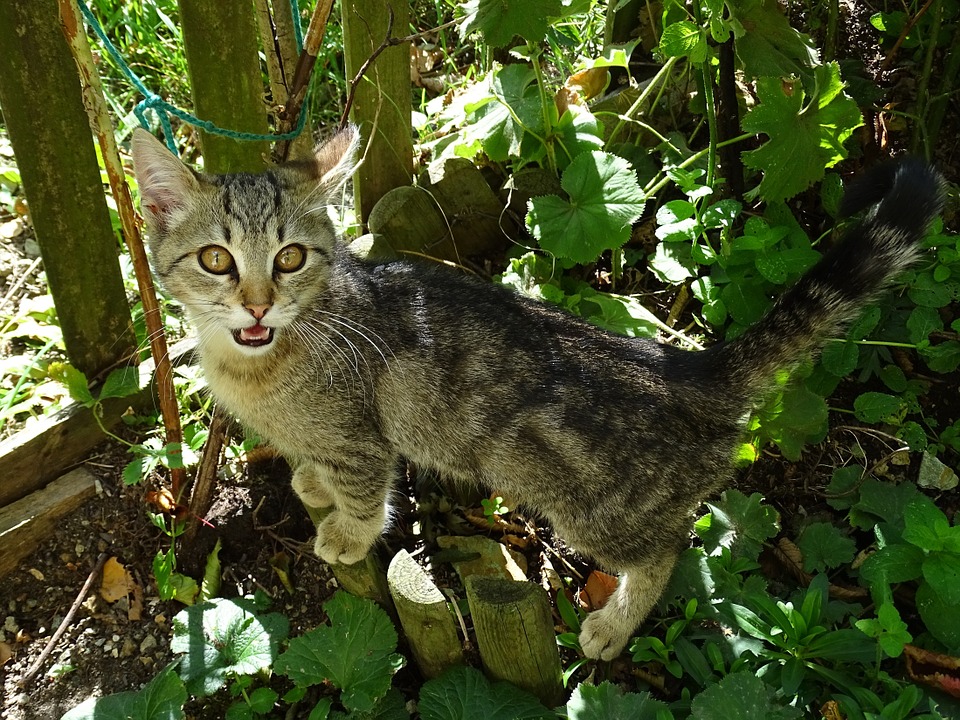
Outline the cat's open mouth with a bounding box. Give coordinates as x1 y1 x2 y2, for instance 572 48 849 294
233 324 274 347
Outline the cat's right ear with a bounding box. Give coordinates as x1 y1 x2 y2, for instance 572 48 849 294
131 128 200 234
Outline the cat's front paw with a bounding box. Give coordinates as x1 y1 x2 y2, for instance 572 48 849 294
313 510 383 565
579 607 633 661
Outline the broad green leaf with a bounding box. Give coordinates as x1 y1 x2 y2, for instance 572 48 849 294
922 552 960 605
459 0 562 46
916 580 960 653
418 666 553 720
796 522 855 573
335 689 410 720
659 20 707 63
742 63 862 202
756 383 829 461
123 457 145 486
850 478 920 529
902 495 950 552
648 242 697 284
527 151 646 264
854 603 911 658
466 65 541 162
847 306 881 340
908 271 955 308
859 543 925 588
920 340 960 373
721 280 771 326
172 597 289 697
728 0 819 78
199 539 222 602
907 306 943 344
897 421 928 453
825 465 862 510
805 628 877 663
821 341 858 377
853 392 901 424
565 681 672 719
275 592 403 713
655 199 696 226
688 670 802 719
701 199 742 230
61 662 186 720
570 285 659 338
878 364 908 393
697 490 780 561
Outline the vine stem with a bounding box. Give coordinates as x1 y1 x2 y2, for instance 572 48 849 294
530 44 558 176
606 55 679 148
642 132 753 197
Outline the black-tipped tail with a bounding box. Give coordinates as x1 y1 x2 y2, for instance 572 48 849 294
714 158 945 390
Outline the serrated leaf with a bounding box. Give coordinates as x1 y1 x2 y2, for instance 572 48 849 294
61 662 186 720
418 666 552 720
742 63 862 202
648 242 697 284
659 20 707 63
527 151 646 264
275 592 402 713
728 0 819 78
908 271 954 308
123 457 145 486
920 341 960 373
459 0 562 46
825 465 862 510
565 681 671 719
172 598 289 697
697 490 780 561
689 670 802 719
796 522 856 572
48 361 95 407
853 392 901 423
721 280 771 325
100 365 143 400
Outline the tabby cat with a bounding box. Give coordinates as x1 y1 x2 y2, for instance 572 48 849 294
131 126 943 660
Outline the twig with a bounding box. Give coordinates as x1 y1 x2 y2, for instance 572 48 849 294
59 0 186 500
880 0 936 71
0 255 43 314
19 552 109 688
183 403 231 544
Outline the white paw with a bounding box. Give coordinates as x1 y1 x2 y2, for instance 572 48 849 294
579 608 633 661
291 465 335 509
313 510 383 565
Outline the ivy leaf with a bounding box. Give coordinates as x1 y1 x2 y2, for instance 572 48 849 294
689 670 802 720
565 681 671 719
61 662 186 720
697 490 780 561
171 598 289 697
796 522 856 573
275 592 403 714
527 151 646 264
418 666 553 720
742 62 862 202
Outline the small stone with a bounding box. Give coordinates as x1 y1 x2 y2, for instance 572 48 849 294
140 634 158 653
75 542 85 556
4 617 17 633
121 637 137 657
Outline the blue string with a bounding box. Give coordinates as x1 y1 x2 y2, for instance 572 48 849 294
76 0 310 155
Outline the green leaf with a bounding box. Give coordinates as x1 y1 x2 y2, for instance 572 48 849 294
916 580 960 653
825 465 862 510
100 365 143 400
465 65 541 162
859 543 925 589
878 364 908 393
48 361 95 407
697 490 780 561
854 603 911 658
123 457 145 486
727 0 819 79
847 306 881 340
648 242 697 284
721 280 771 326
850 478 920 529
922 552 960 605
902 495 950 552
565 681 672 719
275 592 403 713
908 271 954 308
248 687 279 714
796 522 856 573
199 539 222 602
920 341 960 373
527 151 646 264
570 285 660 338
821 341 859 377
804 628 877 663
906 306 943 344
853 392 902 423
418 666 553 720
688 670 802 719
659 20 707 63
742 63 862 202
171 597 289 697
459 0 563 46
61 662 186 720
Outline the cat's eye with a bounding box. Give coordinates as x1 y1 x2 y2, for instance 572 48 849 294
275 244 306 273
198 245 234 274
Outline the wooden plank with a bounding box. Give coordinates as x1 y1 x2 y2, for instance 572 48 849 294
0 468 98 577
0 338 195 508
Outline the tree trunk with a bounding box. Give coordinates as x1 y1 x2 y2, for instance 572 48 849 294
177 0 270 173
341 0 414 224
0 0 135 379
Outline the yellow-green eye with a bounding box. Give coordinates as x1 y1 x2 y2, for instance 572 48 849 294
275 244 306 273
198 245 234 274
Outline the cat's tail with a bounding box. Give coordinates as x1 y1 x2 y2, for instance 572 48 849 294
714 158 945 391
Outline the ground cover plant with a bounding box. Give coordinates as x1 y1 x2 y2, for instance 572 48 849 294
1 0 959 718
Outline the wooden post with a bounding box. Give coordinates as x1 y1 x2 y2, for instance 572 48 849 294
388 550 464 678
177 0 270 173
465 576 564 708
341 0 414 224
0 0 135 379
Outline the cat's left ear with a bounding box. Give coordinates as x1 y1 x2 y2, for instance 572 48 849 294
131 128 201 235
312 124 360 191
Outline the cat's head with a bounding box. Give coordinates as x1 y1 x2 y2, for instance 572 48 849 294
131 127 358 359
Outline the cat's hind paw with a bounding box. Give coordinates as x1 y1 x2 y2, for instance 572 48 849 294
313 509 383 565
579 606 633 661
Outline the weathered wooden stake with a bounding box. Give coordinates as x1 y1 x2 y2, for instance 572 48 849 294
465 576 564 707
387 549 464 678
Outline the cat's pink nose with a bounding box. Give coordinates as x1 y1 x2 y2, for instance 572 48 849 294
246 304 270 319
